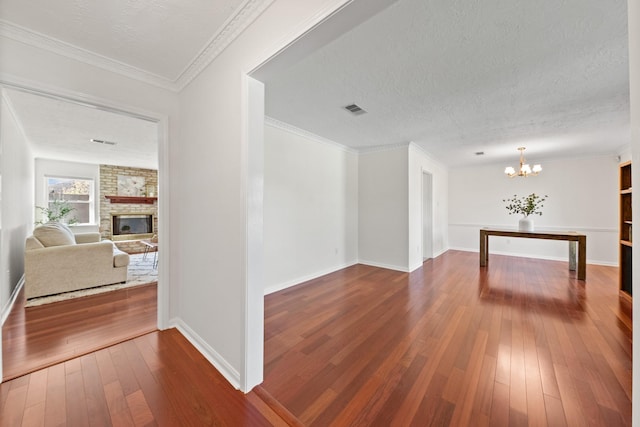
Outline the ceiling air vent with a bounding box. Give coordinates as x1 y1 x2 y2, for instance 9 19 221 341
344 103 367 115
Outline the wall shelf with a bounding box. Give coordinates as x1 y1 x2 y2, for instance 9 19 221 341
619 161 632 299
105 195 157 204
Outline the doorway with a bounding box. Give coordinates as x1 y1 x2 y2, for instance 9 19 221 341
422 171 433 261
0 84 169 381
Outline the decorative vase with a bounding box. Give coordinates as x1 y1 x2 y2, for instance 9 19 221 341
519 216 534 232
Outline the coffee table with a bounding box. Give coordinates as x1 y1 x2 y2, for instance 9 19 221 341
141 239 158 268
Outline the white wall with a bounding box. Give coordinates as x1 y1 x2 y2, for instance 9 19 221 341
448 154 619 265
358 146 409 271
0 92 34 321
628 0 640 423
408 144 449 271
174 0 355 391
263 121 358 294
34 158 100 230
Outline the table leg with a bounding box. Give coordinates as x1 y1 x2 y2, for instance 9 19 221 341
568 241 576 271
578 236 586 280
479 230 488 266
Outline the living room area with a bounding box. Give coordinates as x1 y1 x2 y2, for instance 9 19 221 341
1 88 161 380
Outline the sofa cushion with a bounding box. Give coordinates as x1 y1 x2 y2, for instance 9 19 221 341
33 222 76 247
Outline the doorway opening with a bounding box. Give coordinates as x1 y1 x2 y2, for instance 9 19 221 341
0 84 169 381
422 171 433 262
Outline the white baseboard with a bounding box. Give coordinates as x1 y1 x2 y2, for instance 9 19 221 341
447 246 618 267
264 261 358 295
357 259 410 273
1 275 24 326
169 318 241 390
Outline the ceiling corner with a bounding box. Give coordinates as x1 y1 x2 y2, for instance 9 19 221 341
174 0 275 91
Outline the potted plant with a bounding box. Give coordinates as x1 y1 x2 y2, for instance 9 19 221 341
35 200 79 225
503 193 548 231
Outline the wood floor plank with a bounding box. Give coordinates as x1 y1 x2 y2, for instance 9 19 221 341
0 376 28 426
80 353 112 427
43 363 66 427
65 358 90 426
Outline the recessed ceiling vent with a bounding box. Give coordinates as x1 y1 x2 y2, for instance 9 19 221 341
344 103 367 115
90 138 117 146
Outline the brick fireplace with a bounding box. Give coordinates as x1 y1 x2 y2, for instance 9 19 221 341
100 165 158 253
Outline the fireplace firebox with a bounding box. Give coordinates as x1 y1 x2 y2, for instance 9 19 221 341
111 213 154 241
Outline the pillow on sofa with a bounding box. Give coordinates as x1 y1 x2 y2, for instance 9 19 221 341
33 222 76 247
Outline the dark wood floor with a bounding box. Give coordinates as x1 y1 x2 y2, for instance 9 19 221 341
1 251 632 425
263 251 632 426
3 283 158 381
0 329 292 426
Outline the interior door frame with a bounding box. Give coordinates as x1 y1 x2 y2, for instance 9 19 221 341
0 78 170 382
422 170 433 261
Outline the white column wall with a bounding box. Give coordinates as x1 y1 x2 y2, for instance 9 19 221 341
173 0 354 391
0 93 34 324
263 122 358 294
408 144 449 271
448 154 618 265
358 146 410 271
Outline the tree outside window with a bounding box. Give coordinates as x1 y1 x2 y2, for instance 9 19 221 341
47 177 94 224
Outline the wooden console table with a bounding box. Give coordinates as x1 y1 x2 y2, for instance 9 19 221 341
479 228 587 280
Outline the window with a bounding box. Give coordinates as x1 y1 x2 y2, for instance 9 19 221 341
46 177 95 224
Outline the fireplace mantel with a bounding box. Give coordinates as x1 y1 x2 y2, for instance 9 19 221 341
105 195 157 204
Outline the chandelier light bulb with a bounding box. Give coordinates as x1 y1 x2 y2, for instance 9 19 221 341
504 147 541 178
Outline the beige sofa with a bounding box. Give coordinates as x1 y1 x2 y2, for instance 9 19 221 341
25 222 130 300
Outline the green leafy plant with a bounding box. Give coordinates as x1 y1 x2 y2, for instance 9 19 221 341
35 200 79 225
503 193 548 217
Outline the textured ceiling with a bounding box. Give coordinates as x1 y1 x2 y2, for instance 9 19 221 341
0 0 263 168
262 0 630 166
0 0 631 168
0 0 252 84
5 89 158 169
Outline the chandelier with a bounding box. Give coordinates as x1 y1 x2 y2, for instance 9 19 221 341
504 147 541 178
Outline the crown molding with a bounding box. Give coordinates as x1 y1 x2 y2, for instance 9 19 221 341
0 0 273 92
0 88 31 143
175 0 275 90
265 116 357 153
357 142 410 154
0 20 176 91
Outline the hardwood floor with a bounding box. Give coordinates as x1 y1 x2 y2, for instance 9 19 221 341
3 283 158 381
263 251 632 426
1 251 632 425
0 329 293 426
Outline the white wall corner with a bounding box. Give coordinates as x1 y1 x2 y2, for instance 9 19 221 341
1 275 24 326
169 318 242 390
264 116 356 153
358 259 411 273
409 142 448 169
264 261 358 295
